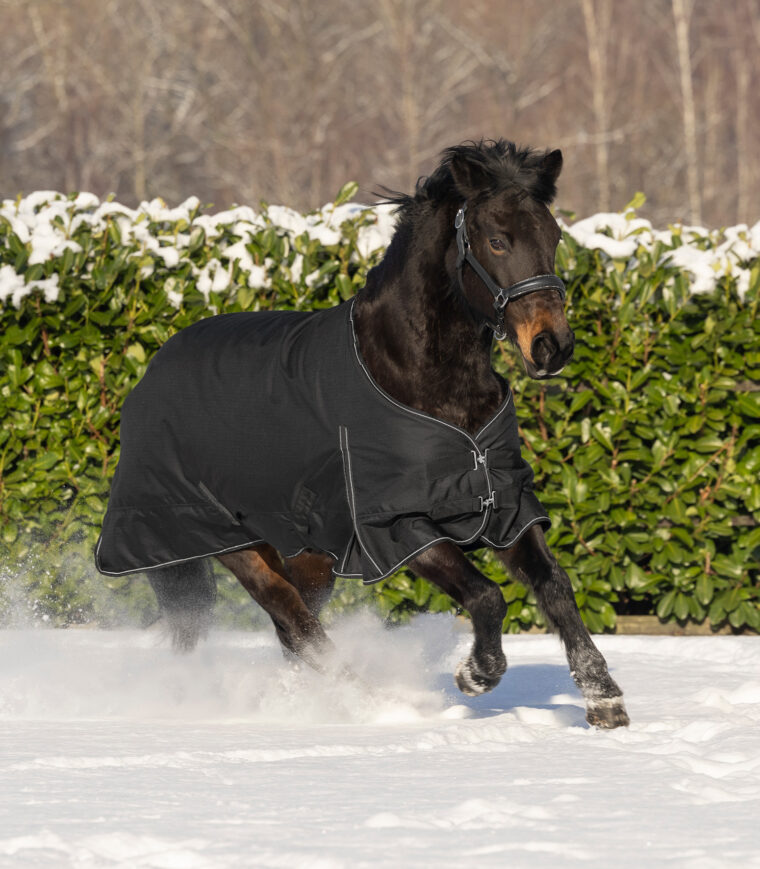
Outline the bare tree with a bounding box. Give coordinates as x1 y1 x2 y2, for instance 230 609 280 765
1 0 759 226
672 0 702 224
581 0 612 212
731 0 756 223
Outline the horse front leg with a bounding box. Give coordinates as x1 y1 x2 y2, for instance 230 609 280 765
496 525 630 728
410 542 507 696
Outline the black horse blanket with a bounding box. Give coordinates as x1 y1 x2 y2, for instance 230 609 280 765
95 300 550 583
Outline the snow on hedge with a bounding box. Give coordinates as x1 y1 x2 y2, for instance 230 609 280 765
562 210 760 296
1 191 759 307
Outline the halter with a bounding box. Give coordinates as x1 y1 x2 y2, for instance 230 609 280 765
454 203 566 340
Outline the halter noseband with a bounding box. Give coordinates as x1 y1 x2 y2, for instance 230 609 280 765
454 203 566 340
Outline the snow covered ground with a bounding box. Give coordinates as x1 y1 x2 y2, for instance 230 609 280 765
1 615 759 868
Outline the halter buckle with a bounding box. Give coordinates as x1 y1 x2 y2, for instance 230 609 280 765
493 289 509 310
453 201 566 341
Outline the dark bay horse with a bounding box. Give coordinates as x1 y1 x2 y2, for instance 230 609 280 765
101 140 629 729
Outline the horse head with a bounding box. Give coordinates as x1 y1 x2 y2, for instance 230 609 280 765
447 142 574 379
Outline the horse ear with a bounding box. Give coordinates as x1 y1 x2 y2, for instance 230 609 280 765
541 149 563 184
448 154 490 198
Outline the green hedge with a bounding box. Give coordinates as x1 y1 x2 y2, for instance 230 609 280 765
1 189 758 633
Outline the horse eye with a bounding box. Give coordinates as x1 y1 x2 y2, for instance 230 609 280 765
488 238 507 253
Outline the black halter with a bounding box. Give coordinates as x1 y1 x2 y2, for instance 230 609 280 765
454 203 566 340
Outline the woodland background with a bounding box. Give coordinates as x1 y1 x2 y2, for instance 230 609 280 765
1 0 759 226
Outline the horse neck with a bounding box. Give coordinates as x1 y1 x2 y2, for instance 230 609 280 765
353 203 507 433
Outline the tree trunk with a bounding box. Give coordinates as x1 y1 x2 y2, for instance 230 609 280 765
581 0 611 212
672 0 702 225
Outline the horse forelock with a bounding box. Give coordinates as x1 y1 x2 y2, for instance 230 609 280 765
366 138 561 306
376 139 559 221
448 140 558 201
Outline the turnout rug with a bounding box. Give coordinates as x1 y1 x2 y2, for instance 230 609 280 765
95 300 550 583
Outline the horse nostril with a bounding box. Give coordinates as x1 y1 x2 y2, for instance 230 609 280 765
560 331 575 364
531 332 558 369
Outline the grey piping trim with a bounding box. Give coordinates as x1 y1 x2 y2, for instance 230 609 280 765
480 448 495 522
283 544 340 563
339 425 383 577
481 514 551 550
344 299 519 583
338 426 355 577
353 516 491 585
337 421 489 583
94 515 547 582
348 297 515 544
95 534 342 578
336 521 359 576
346 515 552 584
348 298 512 447
349 299 493 512
336 537 352 576
476 389 514 438
94 534 267 577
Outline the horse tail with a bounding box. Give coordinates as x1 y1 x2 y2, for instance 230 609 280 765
148 559 217 653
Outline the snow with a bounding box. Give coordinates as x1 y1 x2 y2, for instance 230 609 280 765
1 615 759 868
195 258 232 298
0 193 396 309
561 210 759 297
0 266 59 306
2 191 759 310
665 245 721 295
563 212 642 259
0 264 26 306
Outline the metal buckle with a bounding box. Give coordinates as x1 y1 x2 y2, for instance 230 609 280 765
454 208 466 229
479 492 496 511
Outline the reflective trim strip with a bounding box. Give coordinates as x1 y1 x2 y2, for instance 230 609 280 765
336 514 551 584
476 393 513 439
95 533 341 578
349 517 490 585
349 298 512 445
480 515 551 550
343 300 513 580
94 534 266 577
338 425 383 577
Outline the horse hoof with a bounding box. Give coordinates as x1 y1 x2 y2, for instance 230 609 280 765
454 657 503 696
586 698 630 729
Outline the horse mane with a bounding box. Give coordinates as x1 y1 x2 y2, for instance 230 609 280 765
377 139 559 218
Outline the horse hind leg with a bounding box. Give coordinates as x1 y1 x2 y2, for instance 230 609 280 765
283 550 336 617
218 545 334 671
148 558 217 653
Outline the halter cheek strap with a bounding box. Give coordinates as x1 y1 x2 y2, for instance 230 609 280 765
454 203 566 340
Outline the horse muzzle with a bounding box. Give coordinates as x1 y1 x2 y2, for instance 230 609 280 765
527 329 575 378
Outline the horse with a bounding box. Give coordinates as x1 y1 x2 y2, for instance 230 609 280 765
96 139 629 729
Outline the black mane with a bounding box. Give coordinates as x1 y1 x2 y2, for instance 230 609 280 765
378 139 559 218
